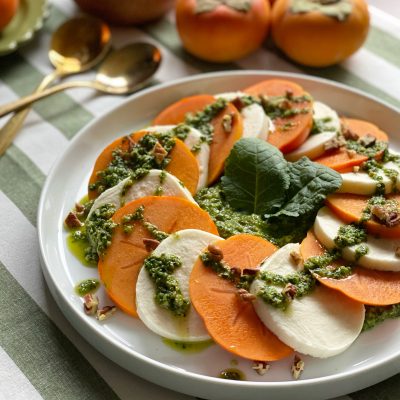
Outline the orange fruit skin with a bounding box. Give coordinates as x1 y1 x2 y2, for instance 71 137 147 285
272 0 370 67
176 0 271 63
0 0 19 30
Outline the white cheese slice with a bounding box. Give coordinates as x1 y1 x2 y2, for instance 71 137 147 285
136 229 221 341
141 125 209 190
250 243 365 358
338 161 400 195
88 169 195 219
314 207 400 272
216 91 272 140
286 101 340 161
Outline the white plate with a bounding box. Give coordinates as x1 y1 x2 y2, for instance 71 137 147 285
38 71 400 400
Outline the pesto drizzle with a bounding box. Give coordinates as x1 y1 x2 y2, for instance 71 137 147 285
144 254 190 317
363 304 400 331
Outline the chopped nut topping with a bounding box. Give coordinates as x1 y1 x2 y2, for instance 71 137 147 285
231 97 246 112
371 205 400 227
252 361 270 376
143 238 160 252
96 305 117 321
222 113 235 133
282 283 297 301
242 267 260 276
75 203 85 213
237 288 256 302
342 126 359 141
280 99 291 110
353 166 360 173
65 212 83 228
207 244 224 261
259 95 270 109
290 250 303 267
347 149 357 159
83 294 99 315
285 89 294 100
359 134 376 148
395 247 400 258
230 266 242 279
152 142 168 165
323 136 346 152
291 354 305 380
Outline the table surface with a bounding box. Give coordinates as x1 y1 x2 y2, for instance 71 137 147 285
1 1 400 399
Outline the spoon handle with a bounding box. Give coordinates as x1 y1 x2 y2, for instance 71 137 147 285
0 80 101 118
0 70 63 156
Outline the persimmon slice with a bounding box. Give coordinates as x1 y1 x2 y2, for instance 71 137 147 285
326 193 400 239
315 118 389 172
244 79 313 153
98 196 218 317
88 131 199 199
301 230 400 306
190 234 293 361
153 94 243 185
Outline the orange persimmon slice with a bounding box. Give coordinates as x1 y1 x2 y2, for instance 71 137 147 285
153 94 243 185
301 230 400 306
190 234 293 361
326 193 400 239
244 79 313 153
98 196 218 317
315 118 389 172
88 131 199 199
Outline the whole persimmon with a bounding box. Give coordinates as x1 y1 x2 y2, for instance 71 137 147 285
0 0 19 30
176 0 271 63
272 0 369 67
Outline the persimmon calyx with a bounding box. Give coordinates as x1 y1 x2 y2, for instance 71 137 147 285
195 0 252 14
290 0 353 21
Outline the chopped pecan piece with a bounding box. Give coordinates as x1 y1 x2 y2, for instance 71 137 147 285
395 247 400 258
65 212 83 228
230 266 242 280
222 113 234 133
371 205 400 227
252 361 270 376
342 126 359 141
323 136 346 152
285 89 294 100
152 142 168 165
83 294 99 315
347 149 357 159
282 283 297 301
353 166 360 173
291 355 305 380
207 244 224 261
359 134 376 148
242 267 260 276
237 288 256 302
143 238 160 252
75 203 85 213
290 250 303 267
231 97 246 112
96 305 117 321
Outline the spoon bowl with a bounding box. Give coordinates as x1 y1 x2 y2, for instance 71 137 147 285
0 42 162 118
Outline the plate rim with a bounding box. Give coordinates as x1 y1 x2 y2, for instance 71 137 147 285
37 70 400 397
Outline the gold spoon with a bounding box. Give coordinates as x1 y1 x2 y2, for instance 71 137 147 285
0 16 111 155
0 43 162 118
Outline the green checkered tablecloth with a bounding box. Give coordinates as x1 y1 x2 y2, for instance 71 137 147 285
1 1 399 399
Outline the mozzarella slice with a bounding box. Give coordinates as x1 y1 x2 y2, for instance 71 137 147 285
88 170 195 219
286 101 340 161
314 207 400 272
136 229 221 341
250 243 365 358
338 161 400 195
216 92 272 140
141 125 209 190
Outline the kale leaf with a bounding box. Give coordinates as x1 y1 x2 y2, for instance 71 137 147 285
221 138 290 215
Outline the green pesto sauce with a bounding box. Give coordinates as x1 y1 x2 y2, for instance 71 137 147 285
185 98 227 141
89 132 176 197
74 279 100 296
67 229 96 267
354 243 369 261
257 270 316 310
261 93 311 121
162 338 214 353
310 117 336 135
360 159 395 195
304 250 353 279
219 368 245 381
334 224 367 248
363 304 400 331
144 254 190 317
346 140 388 160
